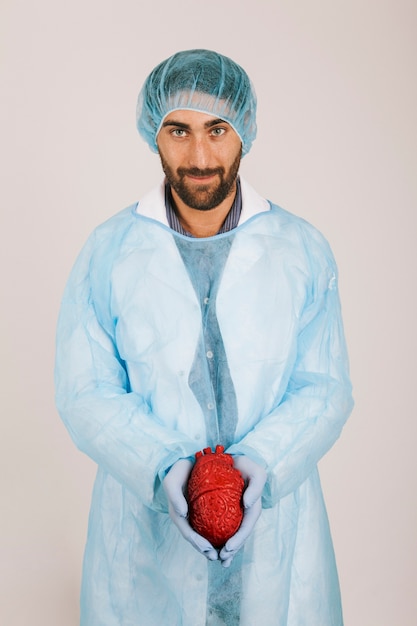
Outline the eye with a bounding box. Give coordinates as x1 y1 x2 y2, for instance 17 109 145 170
171 128 187 137
210 127 226 137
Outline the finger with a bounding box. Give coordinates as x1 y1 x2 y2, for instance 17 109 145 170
220 534 243 556
220 499 262 554
189 532 218 561
240 498 262 531
174 516 218 561
164 459 193 491
219 542 238 562
242 473 267 507
242 481 262 508
190 536 218 561
219 540 240 567
169 492 188 518
220 555 234 568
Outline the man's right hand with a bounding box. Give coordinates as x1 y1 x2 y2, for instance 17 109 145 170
163 459 219 561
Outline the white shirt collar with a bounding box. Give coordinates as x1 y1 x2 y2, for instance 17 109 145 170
135 177 270 226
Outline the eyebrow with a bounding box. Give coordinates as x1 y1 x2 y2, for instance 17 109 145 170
162 117 229 130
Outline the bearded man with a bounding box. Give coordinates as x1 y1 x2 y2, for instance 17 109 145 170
55 49 353 626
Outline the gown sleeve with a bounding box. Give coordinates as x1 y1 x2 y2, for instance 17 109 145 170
227 226 354 507
54 228 197 511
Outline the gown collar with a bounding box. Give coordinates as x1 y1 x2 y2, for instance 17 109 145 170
135 177 270 227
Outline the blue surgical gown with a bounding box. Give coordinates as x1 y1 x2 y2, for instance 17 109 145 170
55 178 354 625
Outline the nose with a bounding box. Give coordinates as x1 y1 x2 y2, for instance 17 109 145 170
187 135 212 170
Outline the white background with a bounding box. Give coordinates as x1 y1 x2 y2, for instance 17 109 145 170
1 1 416 624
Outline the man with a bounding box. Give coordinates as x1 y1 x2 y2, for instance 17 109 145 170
55 49 353 626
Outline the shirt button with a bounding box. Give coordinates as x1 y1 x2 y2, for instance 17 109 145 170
206 350 213 359
194 434 201 440
207 403 214 410
203 297 210 305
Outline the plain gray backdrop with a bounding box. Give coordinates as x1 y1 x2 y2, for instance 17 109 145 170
1 0 416 624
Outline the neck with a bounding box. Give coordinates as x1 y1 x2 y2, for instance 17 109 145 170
170 183 237 238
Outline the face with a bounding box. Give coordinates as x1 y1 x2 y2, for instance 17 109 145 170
156 109 242 211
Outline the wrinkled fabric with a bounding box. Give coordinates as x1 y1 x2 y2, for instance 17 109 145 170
136 49 257 155
55 178 353 625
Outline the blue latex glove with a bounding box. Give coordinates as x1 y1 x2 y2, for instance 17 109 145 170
219 455 267 568
163 459 219 561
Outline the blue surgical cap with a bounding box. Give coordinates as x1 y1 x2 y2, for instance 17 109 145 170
136 49 257 156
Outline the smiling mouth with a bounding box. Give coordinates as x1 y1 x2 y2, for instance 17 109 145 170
179 166 223 180
186 173 217 183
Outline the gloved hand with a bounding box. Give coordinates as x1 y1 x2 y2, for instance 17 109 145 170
163 458 218 561
219 455 267 568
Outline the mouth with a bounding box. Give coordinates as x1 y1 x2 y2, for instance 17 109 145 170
185 173 218 184
179 168 223 185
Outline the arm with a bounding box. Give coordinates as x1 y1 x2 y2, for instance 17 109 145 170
227 238 354 507
55 231 197 510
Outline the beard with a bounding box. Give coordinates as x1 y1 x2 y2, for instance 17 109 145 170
159 148 242 212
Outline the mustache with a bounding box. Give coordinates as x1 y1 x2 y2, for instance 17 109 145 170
177 167 224 178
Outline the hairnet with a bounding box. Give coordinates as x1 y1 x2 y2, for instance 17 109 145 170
136 49 257 156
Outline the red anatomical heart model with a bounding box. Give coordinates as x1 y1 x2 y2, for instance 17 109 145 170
187 445 244 548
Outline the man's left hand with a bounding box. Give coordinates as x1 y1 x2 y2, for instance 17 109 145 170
219 455 267 568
